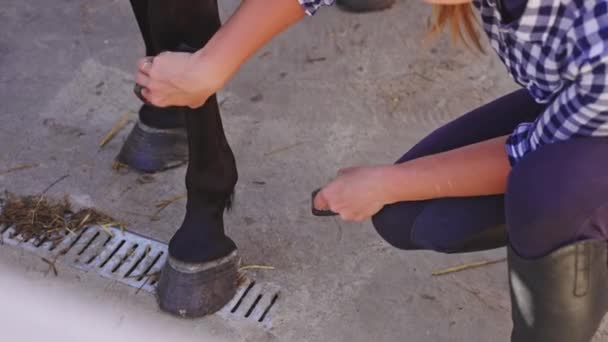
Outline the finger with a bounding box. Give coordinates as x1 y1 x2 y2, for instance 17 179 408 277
187 98 207 109
135 71 150 88
353 215 367 222
313 189 329 210
144 92 161 107
133 84 149 104
140 87 151 102
339 212 354 222
337 167 356 176
137 56 154 75
145 91 168 108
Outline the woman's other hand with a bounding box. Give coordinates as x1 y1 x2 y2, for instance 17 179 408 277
313 166 391 222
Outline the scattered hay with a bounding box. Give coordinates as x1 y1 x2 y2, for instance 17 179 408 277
263 142 304 157
135 271 160 295
150 193 186 221
236 271 249 287
0 163 39 176
99 110 132 148
41 257 58 277
238 265 275 272
0 193 124 244
111 160 129 174
432 257 507 276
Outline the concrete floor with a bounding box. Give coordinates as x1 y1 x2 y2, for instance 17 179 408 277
1 0 607 341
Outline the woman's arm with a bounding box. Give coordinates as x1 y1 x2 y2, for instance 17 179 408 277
383 135 511 202
314 135 511 221
138 0 308 108
193 0 307 89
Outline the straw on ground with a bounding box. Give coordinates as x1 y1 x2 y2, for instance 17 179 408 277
239 265 275 271
99 111 132 148
0 193 124 244
432 257 506 276
0 163 39 176
151 193 186 220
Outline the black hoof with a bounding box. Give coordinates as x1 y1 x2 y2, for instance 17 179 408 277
115 120 188 173
156 251 239 318
336 0 396 12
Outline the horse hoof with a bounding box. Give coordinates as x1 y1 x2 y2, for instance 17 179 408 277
115 120 188 173
156 250 239 318
336 0 396 12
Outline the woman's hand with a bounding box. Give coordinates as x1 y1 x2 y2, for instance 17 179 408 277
313 166 391 222
133 0 308 109
135 51 222 109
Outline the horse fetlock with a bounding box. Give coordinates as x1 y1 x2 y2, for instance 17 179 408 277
139 104 186 129
169 219 237 263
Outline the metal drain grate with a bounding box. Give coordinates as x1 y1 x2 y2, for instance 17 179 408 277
1 224 166 293
0 223 281 326
219 277 281 327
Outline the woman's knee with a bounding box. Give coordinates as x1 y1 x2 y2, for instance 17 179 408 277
371 202 424 250
373 196 507 253
372 203 478 253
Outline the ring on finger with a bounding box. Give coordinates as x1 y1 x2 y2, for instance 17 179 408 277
142 56 154 69
133 84 150 104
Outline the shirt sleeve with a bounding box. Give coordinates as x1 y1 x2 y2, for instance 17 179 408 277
298 0 335 16
506 54 608 165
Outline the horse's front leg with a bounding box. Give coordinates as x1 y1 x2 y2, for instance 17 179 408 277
158 93 239 318
130 0 239 317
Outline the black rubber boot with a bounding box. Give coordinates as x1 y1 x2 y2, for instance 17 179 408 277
336 0 396 13
509 240 608 342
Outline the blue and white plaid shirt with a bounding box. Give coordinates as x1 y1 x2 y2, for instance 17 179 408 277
299 0 608 165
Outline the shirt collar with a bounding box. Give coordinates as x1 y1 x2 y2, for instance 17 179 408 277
487 0 561 42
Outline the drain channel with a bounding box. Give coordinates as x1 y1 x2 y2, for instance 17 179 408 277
1 223 281 327
1 224 166 293
219 278 281 326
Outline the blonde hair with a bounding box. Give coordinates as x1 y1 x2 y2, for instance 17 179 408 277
429 3 483 52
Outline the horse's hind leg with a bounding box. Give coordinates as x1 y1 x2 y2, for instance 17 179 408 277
131 0 239 317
